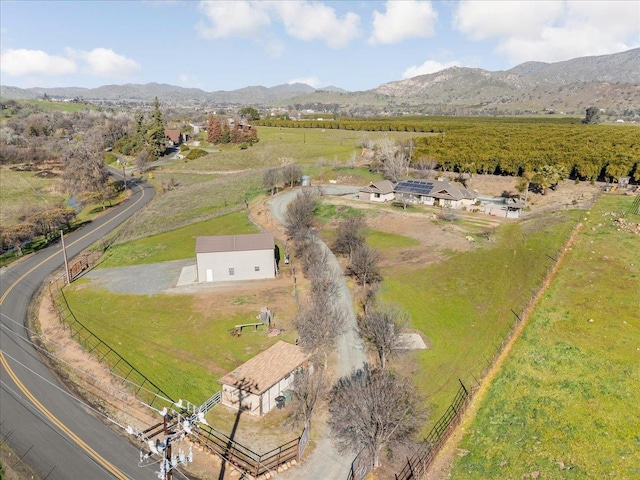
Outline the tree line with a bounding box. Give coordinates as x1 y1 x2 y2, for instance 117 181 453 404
257 116 640 182
284 190 422 471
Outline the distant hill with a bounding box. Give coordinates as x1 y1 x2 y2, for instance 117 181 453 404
2 48 638 115
368 48 640 114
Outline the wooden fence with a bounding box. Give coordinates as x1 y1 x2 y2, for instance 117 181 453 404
192 422 309 477
394 380 469 480
48 253 310 478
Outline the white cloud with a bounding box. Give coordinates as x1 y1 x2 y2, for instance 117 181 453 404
178 73 203 89
196 1 271 39
288 76 321 88
453 0 640 65
67 48 140 77
196 1 361 48
0 48 76 76
369 0 438 45
270 1 361 48
264 38 285 58
403 60 461 79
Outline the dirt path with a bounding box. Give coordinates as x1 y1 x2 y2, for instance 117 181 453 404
425 220 584 479
250 188 367 480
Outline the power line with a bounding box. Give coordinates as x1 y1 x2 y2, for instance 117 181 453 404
0 313 173 415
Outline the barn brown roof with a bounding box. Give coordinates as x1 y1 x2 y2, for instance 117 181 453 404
196 233 274 254
219 341 309 395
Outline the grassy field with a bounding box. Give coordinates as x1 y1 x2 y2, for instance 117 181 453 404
449 194 640 478
0 165 65 226
379 211 582 432
170 126 428 173
100 210 259 267
63 286 297 404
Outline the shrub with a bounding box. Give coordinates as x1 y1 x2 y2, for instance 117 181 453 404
185 148 207 160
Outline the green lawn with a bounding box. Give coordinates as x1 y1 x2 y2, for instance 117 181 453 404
449 194 640 478
379 211 581 431
63 287 297 404
101 210 259 267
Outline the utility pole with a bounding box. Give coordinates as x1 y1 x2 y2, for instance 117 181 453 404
60 230 70 285
122 164 127 190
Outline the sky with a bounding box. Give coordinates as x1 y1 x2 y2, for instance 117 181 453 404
1 0 639 92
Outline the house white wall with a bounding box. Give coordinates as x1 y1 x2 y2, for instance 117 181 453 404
221 385 261 414
359 191 395 203
221 373 296 416
196 249 275 282
261 374 295 415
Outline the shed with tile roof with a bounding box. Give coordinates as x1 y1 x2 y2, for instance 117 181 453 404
219 341 310 415
195 233 277 282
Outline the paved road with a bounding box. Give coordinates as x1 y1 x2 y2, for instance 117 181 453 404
0 178 158 480
269 187 366 480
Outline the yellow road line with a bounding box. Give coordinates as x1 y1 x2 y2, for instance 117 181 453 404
0 351 129 479
0 180 149 479
0 184 148 305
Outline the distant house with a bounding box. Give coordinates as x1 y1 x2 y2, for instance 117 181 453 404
195 233 277 283
394 179 477 209
219 341 310 416
359 180 395 203
164 129 185 146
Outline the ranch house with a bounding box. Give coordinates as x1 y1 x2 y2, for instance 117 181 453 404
394 179 477 209
219 341 310 416
359 180 396 202
195 233 277 283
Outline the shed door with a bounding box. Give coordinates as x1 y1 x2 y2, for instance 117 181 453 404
206 269 213 282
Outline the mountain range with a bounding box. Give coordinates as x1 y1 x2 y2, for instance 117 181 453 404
1 48 638 115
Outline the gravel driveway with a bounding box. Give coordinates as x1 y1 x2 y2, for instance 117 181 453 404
82 259 195 295
270 187 367 480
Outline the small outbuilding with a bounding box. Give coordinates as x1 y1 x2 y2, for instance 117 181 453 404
359 180 395 202
219 341 310 416
195 233 277 283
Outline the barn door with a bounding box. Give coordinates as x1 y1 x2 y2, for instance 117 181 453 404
206 269 213 282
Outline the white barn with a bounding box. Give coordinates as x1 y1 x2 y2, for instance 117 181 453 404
219 341 310 416
195 233 277 283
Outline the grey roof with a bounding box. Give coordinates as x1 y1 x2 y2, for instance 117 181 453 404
394 179 476 201
360 180 395 195
196 233 274 254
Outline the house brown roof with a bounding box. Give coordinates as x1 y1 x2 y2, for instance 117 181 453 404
196 233 274 254
219 341 309 395
360 180 395 195
164 129 181 143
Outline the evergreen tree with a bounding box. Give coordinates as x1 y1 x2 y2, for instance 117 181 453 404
146 97 166 159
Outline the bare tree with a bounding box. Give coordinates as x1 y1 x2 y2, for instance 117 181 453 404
282 163 303 188
135 149 151 173
284 188 318 245
347 243 382 289
359 305 409 370
1 223 35 256
61 142 110 202
332 215 366 259
375 138 409 183
290 360 325 428
415 156 437 179
262 168 281 195
296 245 346 364
328 365 420 469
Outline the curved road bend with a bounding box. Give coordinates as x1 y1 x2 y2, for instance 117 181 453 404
269 187 367 480
0 178 158 480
